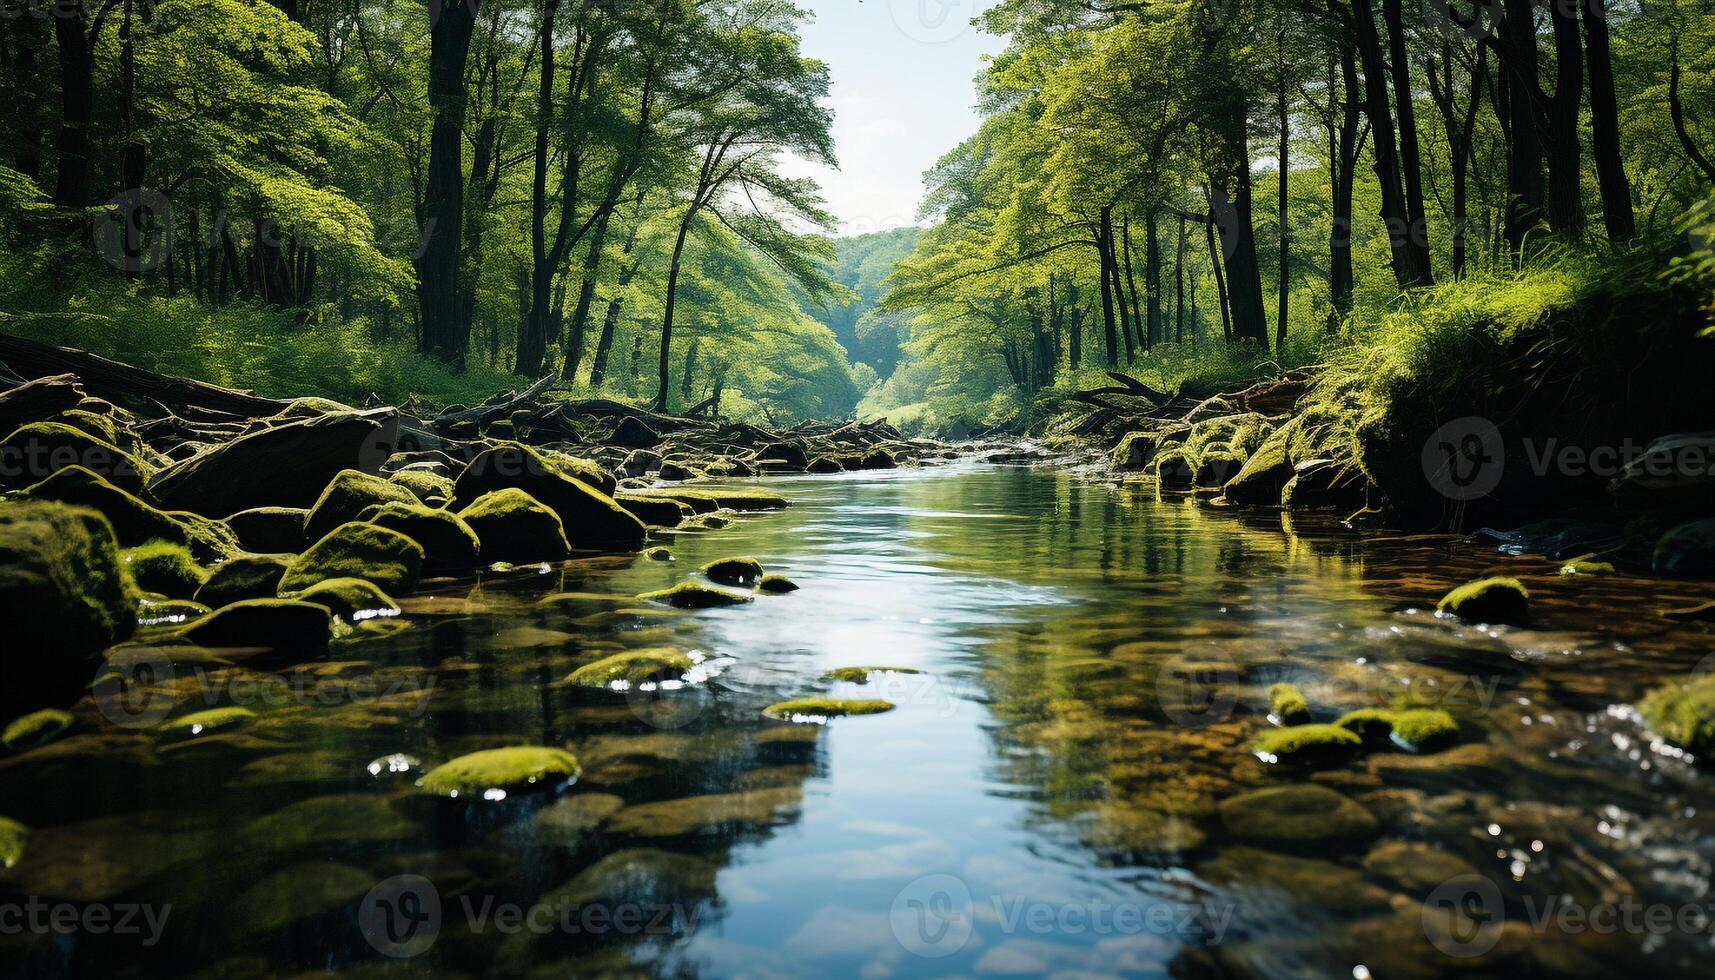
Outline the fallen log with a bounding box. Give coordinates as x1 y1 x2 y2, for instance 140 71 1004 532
0 373 86 434
430 373 559 429
1070 371 1170 406
0 331 288 418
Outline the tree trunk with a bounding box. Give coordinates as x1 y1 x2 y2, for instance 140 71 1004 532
1205 200 1232 343
1122 217 1147 354
1499 0 1544 255
1381 0 1432 283
1145 210 1162 348
1174 215 1187 344
655 209 695 410
1544 0 1585 238
415 0 480 366
1275 34 1290 353
52 10 94 208
1581 0 1634 243
1329 43 1360 324
1349 0 1420 289
1096 208 1119 367
1067 279 1083 369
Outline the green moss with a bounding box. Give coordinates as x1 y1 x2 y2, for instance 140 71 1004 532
451 444 643 549
182 598 332 651
1223 431 1293 505
638 581 755 608
137 597 211 627
2 708 75 752
1637 674 1715 757
358 500 481 569
702 556 763 587
1251 723 1362 765
1436 576 1529 625
1388 708 1459 751
758 573 799 593
763 697 895 720
1334 708 1397 742
457 488 569 564
563 649 695 688
822 666 920 683
278 522 425 595
643 546 673 562
389 469 456 505
623 487 789 514
1558 559 1615 576
277 396 354 419
613 493 693 528
303 469 419 542
158 706 256 738
1268 682 1311 724
0 816 26 869
1217 783 1379 847
122 540 207 599
288 578 400 620
0 421 149 491
21 465 204 551
195 553 292 608
418 746 581 797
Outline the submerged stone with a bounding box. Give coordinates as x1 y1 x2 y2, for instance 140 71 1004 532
1251 723 1361 766
0 816 26 868
457 488 569 564
613 493 693 528
1436 576 1530 625
194 553 292 609
122 540 207 599
1334 708 1397 743
758 573 799 593
1637 674 1715 757
359 500 481 569
643 546 673 562
1268 682 1311 724
277 522 425 595
1387 708 1459 751
638 581 754 608
763 697 895 721
181 598 332 651
563 649 695 688
1362 840 1480 895
702 556 763 587
532 793 626 841
157 706 257 738
606 787 802 837
303 469 418 542
2 708 75 752
289 578 400 620
1217 784 1379 848
822 666 920 683
418 746 581 798
228 860 373 938
623 487 788 514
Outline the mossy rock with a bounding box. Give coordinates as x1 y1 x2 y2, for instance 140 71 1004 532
194 553 292 609
1637 674 1715 757
303 469 419 543
1388 708 1459 751
0 501 138 720
1222 433 1293 505
563 649 695 688
49 408 124 447
457 488 569 564
122 540 207 599
613 493 693 528
1151 447 1198 490
1558 558 1615 576
1334 708 1397 742
182 598 332 651
21 465 208 553
806 456 844 474
157 706 257 738
758 573 799 593
0 421 148 492
1109 429 1174 472
278 522 425 595
657 460 703 482
638 581 754 609
682 512 734 531
1251 723 1361 765
1217 784 1379 848
1268 682 1311 725
278 396 355 419
822 666 920 683
224 506 309 554
451 444 643 550
0 816 26 869
538 449 619 495
763 697 895 721
138 597 212 626
643 546 673 562
147 410 396 517
388 469 456 506
1653 519 1715 576
622 487 788 514
418 746 581 797
702 556 763 588
227 860 373 939
359 501 481 569
289 578 399 620
1436 576 1529 625
857 449 897 470
2 708 75 752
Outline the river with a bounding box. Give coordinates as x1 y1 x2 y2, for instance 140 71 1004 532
4 460 1714 977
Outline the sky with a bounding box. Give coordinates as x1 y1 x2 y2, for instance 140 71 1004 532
781 1 1006 237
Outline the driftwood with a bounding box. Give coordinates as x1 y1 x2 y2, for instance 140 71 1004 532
1070 371 1170 406
429 374 560 428
0 331 289 419
0 373 86 434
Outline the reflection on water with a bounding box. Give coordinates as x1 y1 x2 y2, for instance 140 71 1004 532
4 462 1715 977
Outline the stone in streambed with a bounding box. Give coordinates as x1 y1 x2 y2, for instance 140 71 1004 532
146 410 398 517
562 649 695 689
1387 708 1459 751
302 469 418 542
1436 576 1529 625
1250 723 1361 766
1268 682 1310 725
1637 673 1715 757
388 469 456 505
638 581 753 608
457 488 569 564
0 816 26 868
451 444 642 550
0 421 148 492
224 506 309 553
2 708 74 752
1217 784 1378 848
608 416 662 448
613 492 692 528
643 546 673 562
21 465 229 557
758 573 799 593
622 487 787 514
181 598 331 651
702 556 763 588
156 706 256 739
822 666 919 683
1334 708 1397 743
121 540 207 599
359 501 481 569
418 746 581 798
277 522 424 595
763 697 894 721
194 553 292 608
289 578 399 620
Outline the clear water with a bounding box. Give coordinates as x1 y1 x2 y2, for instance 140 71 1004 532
4 461 1715 978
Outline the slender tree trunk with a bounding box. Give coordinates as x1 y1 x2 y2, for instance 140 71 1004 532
1108 217 1137 363
1174 215 1186 344
1206 202 1231 343
1581 0 1634 243
1276 34 1290 353
1145 210 1162 347
1067 280 1083 369
1382 0 1432 283
589 190 648 387
416 0 480 366
52 11 94 208
655 209 695 410
1670 42 1715 186
1329 44 1360 324
1544 0 1585 237
1122 216 1147 354
1499 0 1544 255
1349 0 1419 289
1096 208 1119 367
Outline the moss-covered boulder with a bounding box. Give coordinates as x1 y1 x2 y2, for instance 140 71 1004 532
857 449 897 470
1218 784 1379 848
1653 519 1715 577
763 697 895 721
289 578 399 620
157 706 256 739
278 396 356 419
539 450 619 496
643 546 673 562
822 666 919 683
451 444 644 550
194 554 292 609
121 540 207 599
278 522 425 595
358 501 481 569
806 456 844 474
0 502 138 719
1151 447 1197 490
456 489 569 564
1558 558 1615 576
758 573 799 594
613 493 692 528
1222 435 1293 505
388 469 456 506
0 421 148 492
563 649 695 689
138 597 211 626
0 816 26 869
22 465 191 549
1388 708 1459 751
702 556 763 588
1436 576 1529 625
1334 708 1397 742
1109 429 1173 472
1268 682 1311 725
756 441 810 470
638 581 754 609
303 469 419 542
418 746 581 797
224 507 309 554
1251 723 1362 765
147 410 398 517
1637 674 1715 757
622 487 787 514
182 598 332 651
2 708 74 752
1280 459 1369 510
609 416 662 448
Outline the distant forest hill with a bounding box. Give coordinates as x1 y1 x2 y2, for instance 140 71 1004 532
796 228 921 387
